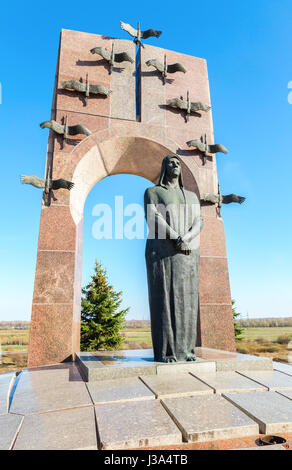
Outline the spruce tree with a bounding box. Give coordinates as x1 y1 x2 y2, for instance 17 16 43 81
80 261 129 351
232 300 244 342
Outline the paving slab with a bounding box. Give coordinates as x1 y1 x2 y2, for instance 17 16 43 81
273 362 292 377
13 406 97 450
156 361 216 376
237 370 292 391
196 347 273 371
95 399 182 449
10 368 92 415
223 391 292 434
0 372 16 386
161 395 259 442
0 414 23 450
140 373 213 398
0 372 16 415
276 390 292 401
0 384 8 415
87 377 155 404
190 372 268 394
18 364 84 391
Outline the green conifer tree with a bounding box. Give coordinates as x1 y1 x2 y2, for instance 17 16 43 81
232 300 244 342
80 261 129 351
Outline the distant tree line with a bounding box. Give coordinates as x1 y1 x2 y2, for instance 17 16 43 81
239 318 292 328
0 321 30 329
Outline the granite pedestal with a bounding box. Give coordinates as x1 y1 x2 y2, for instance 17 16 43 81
76 348 273 382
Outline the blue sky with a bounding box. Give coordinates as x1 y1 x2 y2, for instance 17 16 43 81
0 0 292 321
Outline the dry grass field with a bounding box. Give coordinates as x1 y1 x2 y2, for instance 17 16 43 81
0 328 29 373
120 327 292 363
0 326 291 374
237 327 292 362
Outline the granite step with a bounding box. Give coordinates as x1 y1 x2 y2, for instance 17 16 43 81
95 399 182 449
161 394 259 443
223 391 292 434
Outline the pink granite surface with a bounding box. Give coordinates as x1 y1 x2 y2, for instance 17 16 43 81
28 29 235 368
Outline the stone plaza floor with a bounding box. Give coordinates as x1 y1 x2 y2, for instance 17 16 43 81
1 349 292 450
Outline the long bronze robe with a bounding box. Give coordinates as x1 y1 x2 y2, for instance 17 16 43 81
144 183 202 362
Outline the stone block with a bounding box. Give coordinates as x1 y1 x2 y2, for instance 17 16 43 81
273 362 292 377
200 217 227 257
190 371 268 394
161 395 259 442
199 257 232 305
95 400 182 449
0 414 23 450
276 390 292 401
223 391 292 434
10 367 91 415
87 377 154 404
237 370 292 391
32 251 75 304
157 361 216 375
13 406 97 450
199 305 236 352
37 205 76 251
140 373 213 398
28 306 75 367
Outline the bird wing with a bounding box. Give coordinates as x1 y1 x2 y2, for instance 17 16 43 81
166 98 188 110
20 174 45 188
40 120 64 135
167 63 187 74
62 80 86 93
88 84 112 96
146 59 164 72
114 52 134 63
141 29 162 39
67 124 91 136
51 179 74 191
202 193 219 204
186 140 206 153
90 46 111 61
222 194 246 204
190 101 211 113
207 144 228 154
120 21 137 38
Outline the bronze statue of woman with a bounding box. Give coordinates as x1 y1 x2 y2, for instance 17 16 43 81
144 154 203 363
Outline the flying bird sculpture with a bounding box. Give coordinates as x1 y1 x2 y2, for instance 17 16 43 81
20 172 74 206
187 134 228 165
166 92 211 122
201 188 246 216
90 43 133 74
146 55 187 84
120 21 161 47
20 175 74 191
40 117 91 141
62 74 112 104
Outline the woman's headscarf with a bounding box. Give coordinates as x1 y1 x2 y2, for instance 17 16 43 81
158 154 184 189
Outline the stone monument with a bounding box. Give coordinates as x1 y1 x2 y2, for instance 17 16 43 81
26 28 236 367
